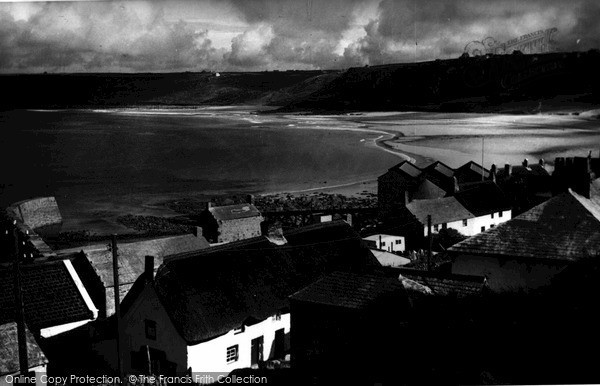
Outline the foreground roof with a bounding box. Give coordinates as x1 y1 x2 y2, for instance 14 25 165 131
406 197 475 225
153 220 380 344
290 271 407 309
64 233 210 289
454 181 511 217
396 268 487 297
449 190 600 261
0 261 94 330
209 204 262 221
0 322 48 376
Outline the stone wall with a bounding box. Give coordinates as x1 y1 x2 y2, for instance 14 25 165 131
8 197 62 230
218 216 263 243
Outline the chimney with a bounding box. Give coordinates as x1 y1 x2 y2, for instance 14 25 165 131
539 158 545 167
489 164 497 182
452 176 459 193
404 190 411 206
145 255 154 283
504 164 512 178
573 157 592 198
193 226 203 237
246 194 255 205
522 158 529 168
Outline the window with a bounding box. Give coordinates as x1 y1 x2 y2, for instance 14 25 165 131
145 320 156 340
499 211 503 218
463 219 468 226
433 224 439 231
395 239 401 245
491 224 495 228
481 226 485 232
226 345 239 363
442 223 447 230
381 241 386 247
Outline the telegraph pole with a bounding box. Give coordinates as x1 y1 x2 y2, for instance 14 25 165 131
13 226 28 375
112 235 123 379
481 137 485 181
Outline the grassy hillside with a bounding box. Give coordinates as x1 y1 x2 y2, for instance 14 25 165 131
0 70 340 109
277 51 600 114
2 51 599 113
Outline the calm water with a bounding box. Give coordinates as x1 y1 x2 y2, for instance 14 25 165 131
0 109 399 232
2 108 598 234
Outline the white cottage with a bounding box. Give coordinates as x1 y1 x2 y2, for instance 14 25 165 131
119 221 379 375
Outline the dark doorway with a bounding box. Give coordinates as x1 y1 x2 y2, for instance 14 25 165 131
273 328 285 359
251 336 264 366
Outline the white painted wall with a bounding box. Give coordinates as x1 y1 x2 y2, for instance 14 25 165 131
0 365 47 386
363 235 405 253
121 285 188 375
187 313 290 373
451 254 567 291
424 210 512 237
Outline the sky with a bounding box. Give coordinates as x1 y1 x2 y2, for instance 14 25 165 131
0 0 599 73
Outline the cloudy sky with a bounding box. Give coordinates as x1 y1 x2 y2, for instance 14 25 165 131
1 0 599 73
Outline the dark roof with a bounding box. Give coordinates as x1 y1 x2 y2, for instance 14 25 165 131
449 190 600 262
0 322 48 376
497 164 550 179
209 203 262 221
456 161 490 180
395 268 486 297
386 161 422 179
454 181 511 216
406 197 475 225
61 233 210 288
61 234 210 317
152 220 379 344
0 261 94 330
290 271 407 309
423 161 456 192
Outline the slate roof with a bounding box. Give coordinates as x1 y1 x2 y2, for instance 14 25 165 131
456 161 490 180
150 220 380 344
209 204 262 221
449 189 600 262
290 271 407 309
497 164 550 179
0 261 94 330
396 268 487 297
454 181 511 217
61 233 210 288
60 234 210 317
0 322 48 376
424 161 456 191
387 161 422 179
406 197 475 225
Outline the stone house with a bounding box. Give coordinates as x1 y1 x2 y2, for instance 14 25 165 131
117 221 379 375
449 189 600 291
201 203 263 243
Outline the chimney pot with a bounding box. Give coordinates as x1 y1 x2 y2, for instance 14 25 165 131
539 158 545 167
145 255 154 283
504 163 512 177
522 158 529 167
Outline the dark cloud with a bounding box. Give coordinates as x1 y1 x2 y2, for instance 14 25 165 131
1 0 599 73
0 1 220 72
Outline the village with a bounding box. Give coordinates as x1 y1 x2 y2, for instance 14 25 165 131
2 151 600 385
